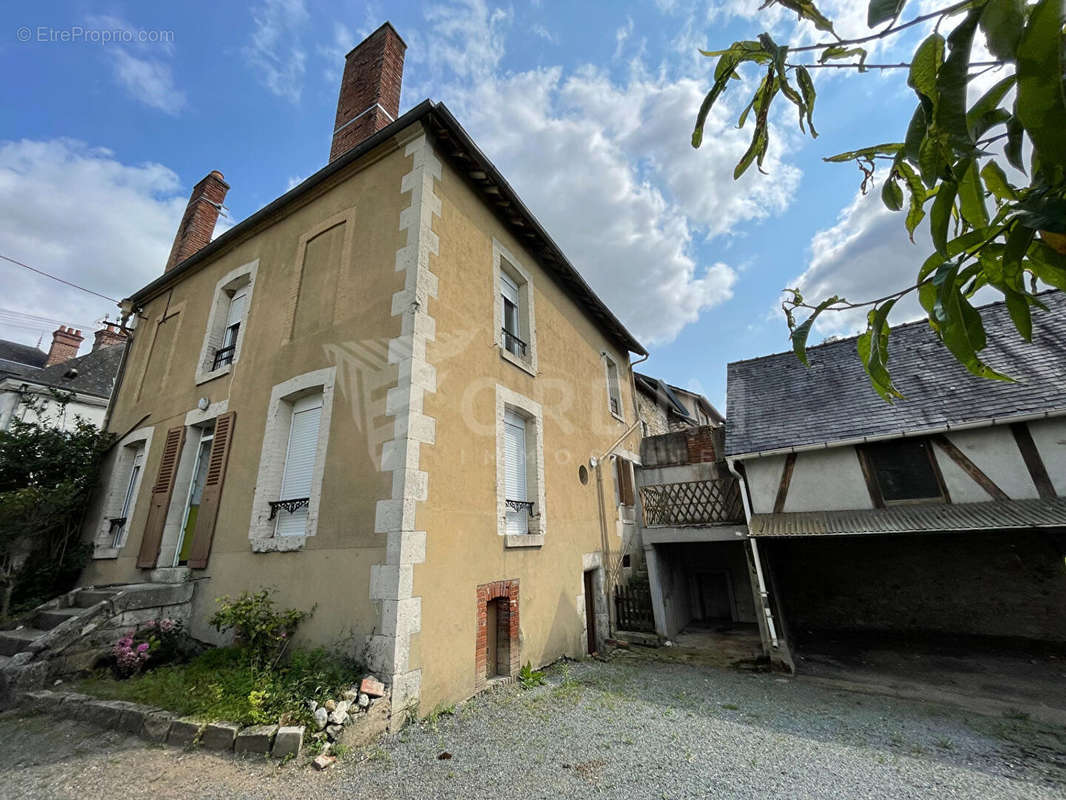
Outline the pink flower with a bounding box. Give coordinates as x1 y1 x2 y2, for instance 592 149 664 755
136 643 149 653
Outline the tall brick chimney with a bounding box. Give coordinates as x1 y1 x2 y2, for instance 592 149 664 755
164 170 229 272
46 326 84 366
329 22 406 163
92 321 128 352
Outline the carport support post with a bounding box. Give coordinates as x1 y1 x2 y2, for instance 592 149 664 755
643 542 668 638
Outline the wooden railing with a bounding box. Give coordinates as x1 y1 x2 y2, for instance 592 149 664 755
639 477 744 527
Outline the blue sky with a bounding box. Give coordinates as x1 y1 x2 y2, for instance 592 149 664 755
0 1 967 409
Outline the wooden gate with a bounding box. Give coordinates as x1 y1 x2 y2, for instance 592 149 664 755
614 584 655 633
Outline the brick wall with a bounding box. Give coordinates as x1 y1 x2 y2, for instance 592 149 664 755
164 171 229 272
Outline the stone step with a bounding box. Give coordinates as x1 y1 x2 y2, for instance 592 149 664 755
74 590 119 608
35 606 85 631
0 627 46 656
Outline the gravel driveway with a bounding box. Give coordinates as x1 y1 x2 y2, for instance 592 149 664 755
2 650 1063 799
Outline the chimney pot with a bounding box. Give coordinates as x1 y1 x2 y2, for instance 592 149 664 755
46 325 85 366
329 22 407 163
165 170 230 272
92 321 128 352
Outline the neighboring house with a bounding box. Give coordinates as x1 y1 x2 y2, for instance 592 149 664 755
0 324 126 431
81 23 646 717
723 291 1066 669
635 372 722 436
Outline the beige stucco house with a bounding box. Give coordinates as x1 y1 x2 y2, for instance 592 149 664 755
80 23 647 716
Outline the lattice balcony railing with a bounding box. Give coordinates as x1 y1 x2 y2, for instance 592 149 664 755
639 477 744 527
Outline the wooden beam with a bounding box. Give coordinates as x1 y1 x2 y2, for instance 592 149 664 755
856 448 885 508
931 434 1009 501
1010 422 1057 499
773 452 797 514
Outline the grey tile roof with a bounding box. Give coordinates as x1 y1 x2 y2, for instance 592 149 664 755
0 339 48 377
749 497 1066 536
20 343 125 399
726 290 1066 456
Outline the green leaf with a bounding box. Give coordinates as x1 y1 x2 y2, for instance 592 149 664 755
965 74 1015 138
868 0 906 28
932 263 1013 381
1028 240 1066 290
897 161 926 239
918 129 948 187
857 299 902 401
790 295 840 366
796 66 818 137
935 9 981 147
818 45 868 65
1015 0 1066 172
903 104 927 165
930 179 957 255
979 0 1025 62
1004 290 1032 340
771 0 837 35
1004 115 1026 173
881 175 904 211
734 64 776 178
980 161 1016 201
824 142 901 163
956 160 989 228
908 33 945 104
692 68 735 148
1004 223 1035 282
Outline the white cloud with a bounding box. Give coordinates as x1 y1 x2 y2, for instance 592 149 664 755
531 24 558 45
87 14 185 114
318 22 354 83
0 139 187 351
244 0 310 102
109 50 187 115
411 0 801 345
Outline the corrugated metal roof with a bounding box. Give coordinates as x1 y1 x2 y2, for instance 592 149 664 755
749 498 1066 537
726 290 1066 457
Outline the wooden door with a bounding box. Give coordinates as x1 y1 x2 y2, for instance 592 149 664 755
584 570 598 654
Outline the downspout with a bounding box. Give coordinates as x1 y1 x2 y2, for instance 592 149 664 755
727 457 779 648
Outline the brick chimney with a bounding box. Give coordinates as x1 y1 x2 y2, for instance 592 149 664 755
164 170 229 272
46 326 84 366
92 321 128 352
329 22 406 163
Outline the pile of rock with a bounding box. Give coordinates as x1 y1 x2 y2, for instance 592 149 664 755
308 675 389 768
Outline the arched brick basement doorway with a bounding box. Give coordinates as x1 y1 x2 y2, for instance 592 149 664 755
476 579 520 687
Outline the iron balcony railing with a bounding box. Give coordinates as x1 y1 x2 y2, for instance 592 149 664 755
502 328 527 357
212 344 237 370
269 497 310 520
505 499 535 516
639 476 744 527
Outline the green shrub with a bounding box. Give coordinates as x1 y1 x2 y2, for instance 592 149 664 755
518 661 546 688
209 589 312 668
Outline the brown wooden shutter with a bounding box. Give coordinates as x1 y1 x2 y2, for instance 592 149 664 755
616 457 635 507
136 425 187 568
187 411 236 569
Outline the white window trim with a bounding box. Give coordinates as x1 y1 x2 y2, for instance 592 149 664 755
492 239 537 377
495 385 546 548
249 367 336 552
91 426 154 559
195 259 259 385
603 353 625 422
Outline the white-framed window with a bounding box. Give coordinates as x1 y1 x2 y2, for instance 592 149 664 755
275 393 323 537
249 367 336 552
91 427 154 559
495 385 545 547
195 260 258 384
492 240 537 376
604 355 623 420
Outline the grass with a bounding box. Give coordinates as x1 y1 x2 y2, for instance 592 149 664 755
75 646 360 728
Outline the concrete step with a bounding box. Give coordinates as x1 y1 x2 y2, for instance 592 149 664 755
74 590 119 608
0 627 46 656
34 606 85 631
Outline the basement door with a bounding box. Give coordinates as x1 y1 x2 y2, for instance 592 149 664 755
584 570 598 655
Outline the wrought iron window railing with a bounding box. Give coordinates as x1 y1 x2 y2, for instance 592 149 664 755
609 395 621 416
108 517 127 547
212 344 237 370
505 499 535 517
269 497 310 520
639 477 744 527
501 328 527 357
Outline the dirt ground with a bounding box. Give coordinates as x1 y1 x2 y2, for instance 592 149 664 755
2 652 1064 800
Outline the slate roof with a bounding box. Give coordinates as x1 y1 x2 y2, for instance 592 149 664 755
749 497 1066 536
16 343 125 399
726 290 1066 457
0 339 48 378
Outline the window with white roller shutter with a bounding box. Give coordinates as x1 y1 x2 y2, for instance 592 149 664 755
275 393 323 537
503 409 529 534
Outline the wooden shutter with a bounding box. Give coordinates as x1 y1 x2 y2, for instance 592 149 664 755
615 457 635 507
187 411 236 569
136 425 186 568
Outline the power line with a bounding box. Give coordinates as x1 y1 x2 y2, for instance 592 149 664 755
0 253 120 304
